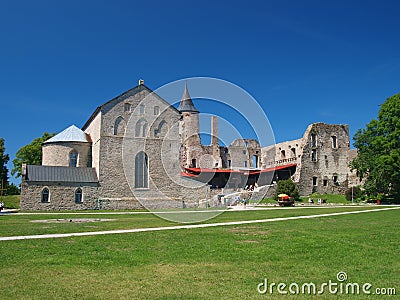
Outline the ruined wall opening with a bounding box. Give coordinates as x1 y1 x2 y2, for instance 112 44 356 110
253 155 258 168
191 159 197 168
311 133 317 147
331 135 337 148
311 149 317 162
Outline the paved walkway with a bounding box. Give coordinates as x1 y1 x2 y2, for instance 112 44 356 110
0 206 398 241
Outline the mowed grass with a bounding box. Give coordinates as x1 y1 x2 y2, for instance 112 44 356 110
0 207 398 299
0 206 386 237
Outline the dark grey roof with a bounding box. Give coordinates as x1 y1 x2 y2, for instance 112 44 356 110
26 165 98 183
178 84 199 113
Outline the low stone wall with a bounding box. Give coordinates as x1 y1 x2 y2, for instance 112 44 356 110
21 181 99 211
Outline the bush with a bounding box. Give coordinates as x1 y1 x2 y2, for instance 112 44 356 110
275 179 300 201
345 186 364 201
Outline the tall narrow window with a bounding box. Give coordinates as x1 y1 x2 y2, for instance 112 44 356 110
139 104 145 114
311 133 317 147
69 150 78 167
124 103 131 112
244 141 248 148
41 188 50 203
135 152 149 188
311 149 317 162
75 188 83 203
244 161 248 167
312 177 318 186
281 150 286 159
291 148 296 157
154 106 160 115
253 155 258 168
228 160 231 167
191 159 197 168
331 136 337 148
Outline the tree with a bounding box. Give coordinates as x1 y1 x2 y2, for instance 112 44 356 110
11 132 55 178
0 138 9 192
350 93 400 197
275 179 300 200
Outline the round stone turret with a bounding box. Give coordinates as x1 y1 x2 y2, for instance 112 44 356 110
42 125 92 167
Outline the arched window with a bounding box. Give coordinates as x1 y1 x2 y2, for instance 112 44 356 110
41 188 50 203
135 118 148 137
114 116 126 135
75 188 83 203
69 150 78 167
135 151 148 188
154 120 168 138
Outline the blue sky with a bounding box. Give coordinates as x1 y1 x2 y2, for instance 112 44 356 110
1 0 400 184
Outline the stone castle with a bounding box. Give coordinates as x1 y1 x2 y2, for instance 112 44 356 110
21 81 358 210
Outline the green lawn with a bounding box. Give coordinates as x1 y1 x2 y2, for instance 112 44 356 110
0 206 398 299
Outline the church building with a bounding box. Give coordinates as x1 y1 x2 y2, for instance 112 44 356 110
21 80 355 210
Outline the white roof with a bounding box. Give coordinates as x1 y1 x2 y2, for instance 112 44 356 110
44 125 89 144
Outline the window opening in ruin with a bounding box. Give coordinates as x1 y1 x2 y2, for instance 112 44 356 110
244 161 247 167
333 175 338 184
311 149 317 162
331 135 337 148
253 155 258 168
312 177 317 186
281 150 286 159
75 188 83 203
41 188 50 203
191 159 197 168
228 160 231 167
124 103 131 112
69 150 78 167
323 179 328 186
135 152 149 188
291 148 296 156
311 133 317 147
244 141 248 148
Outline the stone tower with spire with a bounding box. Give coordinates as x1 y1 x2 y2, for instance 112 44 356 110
178 84 203 168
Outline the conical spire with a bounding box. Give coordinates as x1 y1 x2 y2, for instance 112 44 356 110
178 83 199 113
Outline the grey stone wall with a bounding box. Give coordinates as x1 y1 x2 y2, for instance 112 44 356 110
297 123 350 195
42 142 91 167
227 139 261 168
21 181 99 210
